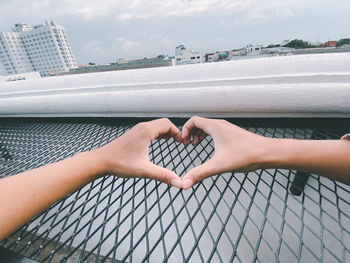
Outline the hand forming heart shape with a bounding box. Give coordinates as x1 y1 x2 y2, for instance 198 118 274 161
95 117 270 190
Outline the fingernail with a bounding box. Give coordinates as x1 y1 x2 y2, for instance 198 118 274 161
182 179 193 189
171 179 182 188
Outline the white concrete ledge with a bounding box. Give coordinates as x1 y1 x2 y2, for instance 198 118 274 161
1 53 350 117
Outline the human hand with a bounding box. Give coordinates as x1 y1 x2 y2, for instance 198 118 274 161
93 118 183 188
181 116 270 189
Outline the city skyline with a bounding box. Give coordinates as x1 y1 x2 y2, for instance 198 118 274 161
0 0 349 75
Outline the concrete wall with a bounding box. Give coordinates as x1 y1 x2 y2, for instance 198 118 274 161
0 52 350 118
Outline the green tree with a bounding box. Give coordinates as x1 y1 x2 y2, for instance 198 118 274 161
284 39 315 49
336 38 350 47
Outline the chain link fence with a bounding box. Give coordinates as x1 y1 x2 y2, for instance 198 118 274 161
0 118 349 263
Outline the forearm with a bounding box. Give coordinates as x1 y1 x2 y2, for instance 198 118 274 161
263 138 350 182
0 118 183 241
0 150 105 241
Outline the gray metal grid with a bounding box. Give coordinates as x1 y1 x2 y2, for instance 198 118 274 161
0 118 349 263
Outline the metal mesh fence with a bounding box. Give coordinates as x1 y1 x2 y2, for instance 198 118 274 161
0 118 349 263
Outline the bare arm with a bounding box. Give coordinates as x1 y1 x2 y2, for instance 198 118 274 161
0 118 183 241
181 116 350 189
263 138 350 181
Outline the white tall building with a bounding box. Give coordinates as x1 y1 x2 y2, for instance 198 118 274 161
0 21 76 76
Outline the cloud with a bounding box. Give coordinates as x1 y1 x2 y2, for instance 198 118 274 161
80 40 110 64
116 0 251 21
0 0 342 25
116 38 140 53
275 7 293 18
240 6 293 25
150 35 177 51
116 13 133 21
244 14 269 23
83 41 105 55
80 34 177 62
1 0 349 67
0 0 253 23
113 35 177 58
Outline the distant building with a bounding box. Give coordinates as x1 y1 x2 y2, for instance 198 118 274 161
66 56 173 75
244 44 262 52
244 44 263 56
175 45 203 65
117 58 126 64
322 41 337 48
204 51 230 62
261 46 294 56
0 21 76 77
175 45 185 56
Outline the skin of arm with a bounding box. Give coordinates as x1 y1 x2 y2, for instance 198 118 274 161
181 116 350 189
0 118 183 241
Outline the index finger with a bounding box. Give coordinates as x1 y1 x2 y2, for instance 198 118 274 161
147 118 182 142
182 116 212 144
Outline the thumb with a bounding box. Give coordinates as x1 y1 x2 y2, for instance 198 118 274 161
181 158 220 190
143 162 182 188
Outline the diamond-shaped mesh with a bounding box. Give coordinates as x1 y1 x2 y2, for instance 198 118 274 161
0 118 349 263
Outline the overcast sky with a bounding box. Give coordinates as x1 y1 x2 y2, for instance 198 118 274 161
0 0 349 74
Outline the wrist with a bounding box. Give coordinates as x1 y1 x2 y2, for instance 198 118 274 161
79 150 109 177
258 138 336 172
258 137 292 169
